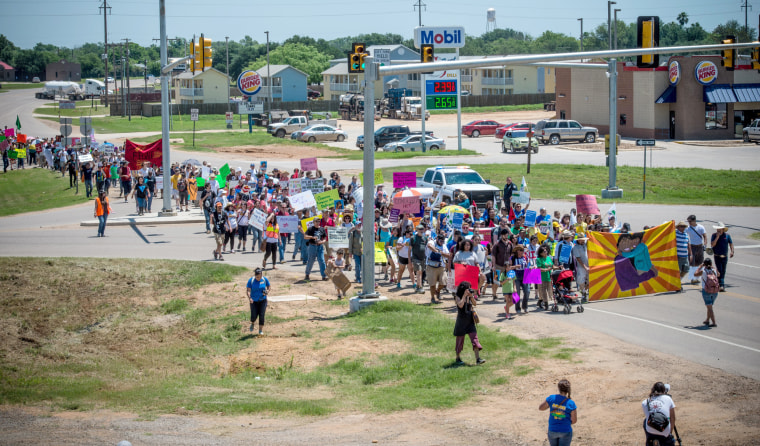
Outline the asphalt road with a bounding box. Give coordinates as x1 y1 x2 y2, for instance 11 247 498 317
1 195 758 380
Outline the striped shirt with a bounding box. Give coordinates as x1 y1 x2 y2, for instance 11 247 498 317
676 229 689 258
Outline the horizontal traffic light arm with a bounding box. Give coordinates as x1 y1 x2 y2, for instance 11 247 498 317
381 41 760 76
161 55 193 74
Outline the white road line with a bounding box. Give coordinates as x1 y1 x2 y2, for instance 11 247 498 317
585 307 760 354
735 244 760 249
730 262 760 269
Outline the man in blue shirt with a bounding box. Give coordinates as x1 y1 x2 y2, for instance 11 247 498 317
675 221 691 291
246 268 270 335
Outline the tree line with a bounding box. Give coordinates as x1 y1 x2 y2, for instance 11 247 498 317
0 14 753 85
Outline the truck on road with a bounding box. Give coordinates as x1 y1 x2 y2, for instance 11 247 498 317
35 81 82 100
267 115 338 138
380 88 430 120
417 166 501 209
338 92 381 121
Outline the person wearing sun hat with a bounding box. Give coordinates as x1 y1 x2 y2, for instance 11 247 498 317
709 222 734 292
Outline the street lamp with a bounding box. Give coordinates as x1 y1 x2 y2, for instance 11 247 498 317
614 9 621 50
607 1 616 50
578 18 584 53
265 31 272 118
226 36 231 128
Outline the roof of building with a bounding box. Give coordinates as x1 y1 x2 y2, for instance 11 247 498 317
322 63 349 76
0 60 14 70
175 67 230 80
255 64 307 78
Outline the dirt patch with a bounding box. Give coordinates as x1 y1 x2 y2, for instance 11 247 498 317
214 144 340 159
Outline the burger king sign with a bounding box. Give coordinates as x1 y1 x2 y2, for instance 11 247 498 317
668 61 681 86
237 70 262 96
694 61 717 86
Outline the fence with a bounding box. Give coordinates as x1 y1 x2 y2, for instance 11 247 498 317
461 93 555 107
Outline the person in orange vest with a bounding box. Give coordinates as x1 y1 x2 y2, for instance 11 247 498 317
94 189 112 237
262 214 280 270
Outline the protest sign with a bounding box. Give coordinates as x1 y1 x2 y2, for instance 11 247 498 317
478 228 492 244
392 172 417 188
454 264 480 287
558 243 572 264
374 242 387 264
196 177 206 187
300 157 318 171
512 191 530 205
250 209 268 230
217 164 231 188
523 268 542 284
290 190 317 211
452 213 463 229
388 208 400 223
278 215 299 233
334 199 344 210
289 177 302 195
201 166 210 179
3 129 13 138
327 227 349 249
393 196 420 214
279 180 288 190
359 169 383 186
351 187 364 204
301 216 315 231
79 153 93 163
524 210 537 227
16 134 26 144
156 176 163 190
8 150 17 159
315 189 340 210
302 178 324 194
575 194 600 215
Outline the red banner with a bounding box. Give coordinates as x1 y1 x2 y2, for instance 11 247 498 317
125 139 162 170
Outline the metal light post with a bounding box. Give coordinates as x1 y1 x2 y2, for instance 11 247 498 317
361 56 378 298
614 9 621 50
602 58 622 198
578 18 584 53
158 0 174 215
226 36 231 129
265 31 272 117
607 1 616 50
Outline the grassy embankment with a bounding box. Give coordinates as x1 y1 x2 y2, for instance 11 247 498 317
0 169 89 217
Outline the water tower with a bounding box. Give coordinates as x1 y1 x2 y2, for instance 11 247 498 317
486 8 496 32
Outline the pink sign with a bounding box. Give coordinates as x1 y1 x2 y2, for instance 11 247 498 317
393 196 420 214
478 228 492 244
4 129 14 138
393 172 417 188
575 194 600 215
454 264 480 287
300 157 318 171
523 268 542 284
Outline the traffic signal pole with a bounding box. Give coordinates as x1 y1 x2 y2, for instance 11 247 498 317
158 0 174 215
360 56 379 299
602 58 622 198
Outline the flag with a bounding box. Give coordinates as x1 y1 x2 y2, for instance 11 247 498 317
15 115 21 131
520 176 527 191
90 128 97 145
217 163 231 188
605 203 617 220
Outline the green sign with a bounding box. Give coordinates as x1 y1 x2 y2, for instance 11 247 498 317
315 189 340 210
426 95 457 110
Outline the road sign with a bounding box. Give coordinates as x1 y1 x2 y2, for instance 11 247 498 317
190 108 199 121
59 118 73 125
60 125 72 136
374 48 391 66
238 101 264 115
79 117 92 135
225 111 233 124
59 101 75 109
636 139 656 146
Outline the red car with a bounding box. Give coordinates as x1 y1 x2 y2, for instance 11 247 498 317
461 120 503 137
494 122 536 139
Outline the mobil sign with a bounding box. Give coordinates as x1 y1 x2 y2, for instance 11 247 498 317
414 26 465 49
237 70 262 96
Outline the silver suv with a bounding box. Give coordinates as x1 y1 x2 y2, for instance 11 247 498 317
535 119 598 145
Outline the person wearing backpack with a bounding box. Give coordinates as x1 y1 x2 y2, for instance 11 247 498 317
539 379 577 446
200 183 216 234
695 258 720 327
642 382 676 446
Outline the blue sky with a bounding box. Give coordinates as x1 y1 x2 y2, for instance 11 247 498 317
0 0 741 49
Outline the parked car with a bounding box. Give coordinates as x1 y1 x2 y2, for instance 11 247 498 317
307 88 321 99
461 119 503 137
31 77 41 83
291 124 347 143
535 119 598 145
356 125 433 150
494 122 535 139
502 130 539 153
106 76 114 83
383 134 446 152
742 118 760 142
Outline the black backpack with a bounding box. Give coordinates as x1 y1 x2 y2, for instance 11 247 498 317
646 398 670 432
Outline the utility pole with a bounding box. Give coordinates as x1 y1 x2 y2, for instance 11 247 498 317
614 9 621 50
413 0 426 27
414 0 427 152
225 36 230 113
99 0 111 106
158 0 174 216
123 38 131 121
265 31 272 117
607 1 616 50
741 0 752 40
578 18 584 53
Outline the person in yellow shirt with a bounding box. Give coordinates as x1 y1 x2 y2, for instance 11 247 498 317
170 169 181 211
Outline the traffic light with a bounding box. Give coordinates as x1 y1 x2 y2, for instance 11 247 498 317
200 35 213 71
636 16 660 68
191 39 201 74
347 42 367 73
752 45 760 71
721 36 736 71
421 44 434 63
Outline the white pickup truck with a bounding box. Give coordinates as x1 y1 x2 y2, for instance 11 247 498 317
417 166 501 209
267 115 338 138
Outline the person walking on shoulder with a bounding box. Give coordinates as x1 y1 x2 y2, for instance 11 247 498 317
642 382 676 446
539 379 577 446
246 268 270 335
695 258 720 327
94 190 111 237
685 214 707 284
709 222 734 292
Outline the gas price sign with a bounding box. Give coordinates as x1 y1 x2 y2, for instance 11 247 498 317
425 79 458 110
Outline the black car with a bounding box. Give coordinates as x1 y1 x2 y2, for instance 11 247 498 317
307 88 321 99
356 126 433 151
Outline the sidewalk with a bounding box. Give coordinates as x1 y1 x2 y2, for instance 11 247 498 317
80 207 205 227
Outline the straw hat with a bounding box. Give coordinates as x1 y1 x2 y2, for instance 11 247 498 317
676 221 688 228
712 221 727 230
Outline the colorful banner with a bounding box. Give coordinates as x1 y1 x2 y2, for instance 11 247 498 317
4 129 14 138
588 221 679 301
16 133 27 144
392 172 417 188
454 264 479 287
315 189 340 210
196 177 206 187
576 194 600 215
124 139 162 171
16 148 26 159
374 242 387 264
300 157 318 171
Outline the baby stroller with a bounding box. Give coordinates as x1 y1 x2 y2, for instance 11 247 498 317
550 269 585 314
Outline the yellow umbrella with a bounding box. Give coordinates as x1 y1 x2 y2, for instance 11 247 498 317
438 205 470 215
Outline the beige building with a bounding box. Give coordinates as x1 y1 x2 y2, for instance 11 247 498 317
459 57 555 96
174 67 230 104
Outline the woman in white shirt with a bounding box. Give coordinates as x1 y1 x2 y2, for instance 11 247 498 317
395 228 414 289
642 382 677 446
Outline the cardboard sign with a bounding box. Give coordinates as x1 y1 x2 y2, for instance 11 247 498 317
300 157 318 171
315 189 340 210
290 190 317 211
17 134 27 144
79 153 93 163
388 208 400 223
4 129 13 138
575 194 600 215
512 191 530 205
392 172 417 188
327 227 349 249
251 208 268 230
393 196 420 214
278 215 299 233
558 243 572 264
524 210 537 227
454 264 480 287
155 176 163 190
302 178 324 194
201 166 210 179
359 169 384 186
289 177 302 195
196 177 206 187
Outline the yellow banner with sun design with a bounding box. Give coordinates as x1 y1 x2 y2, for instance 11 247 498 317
588 221 680 301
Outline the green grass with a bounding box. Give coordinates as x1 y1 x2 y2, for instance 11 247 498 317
0 82 42 91
750 232 760 240
430 103 546 115
0 169 89 216
34 106 110 118
39 113 239 134
44 100 107 107
382 163 760 206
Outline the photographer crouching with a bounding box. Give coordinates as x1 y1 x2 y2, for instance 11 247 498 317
453 281 485 366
